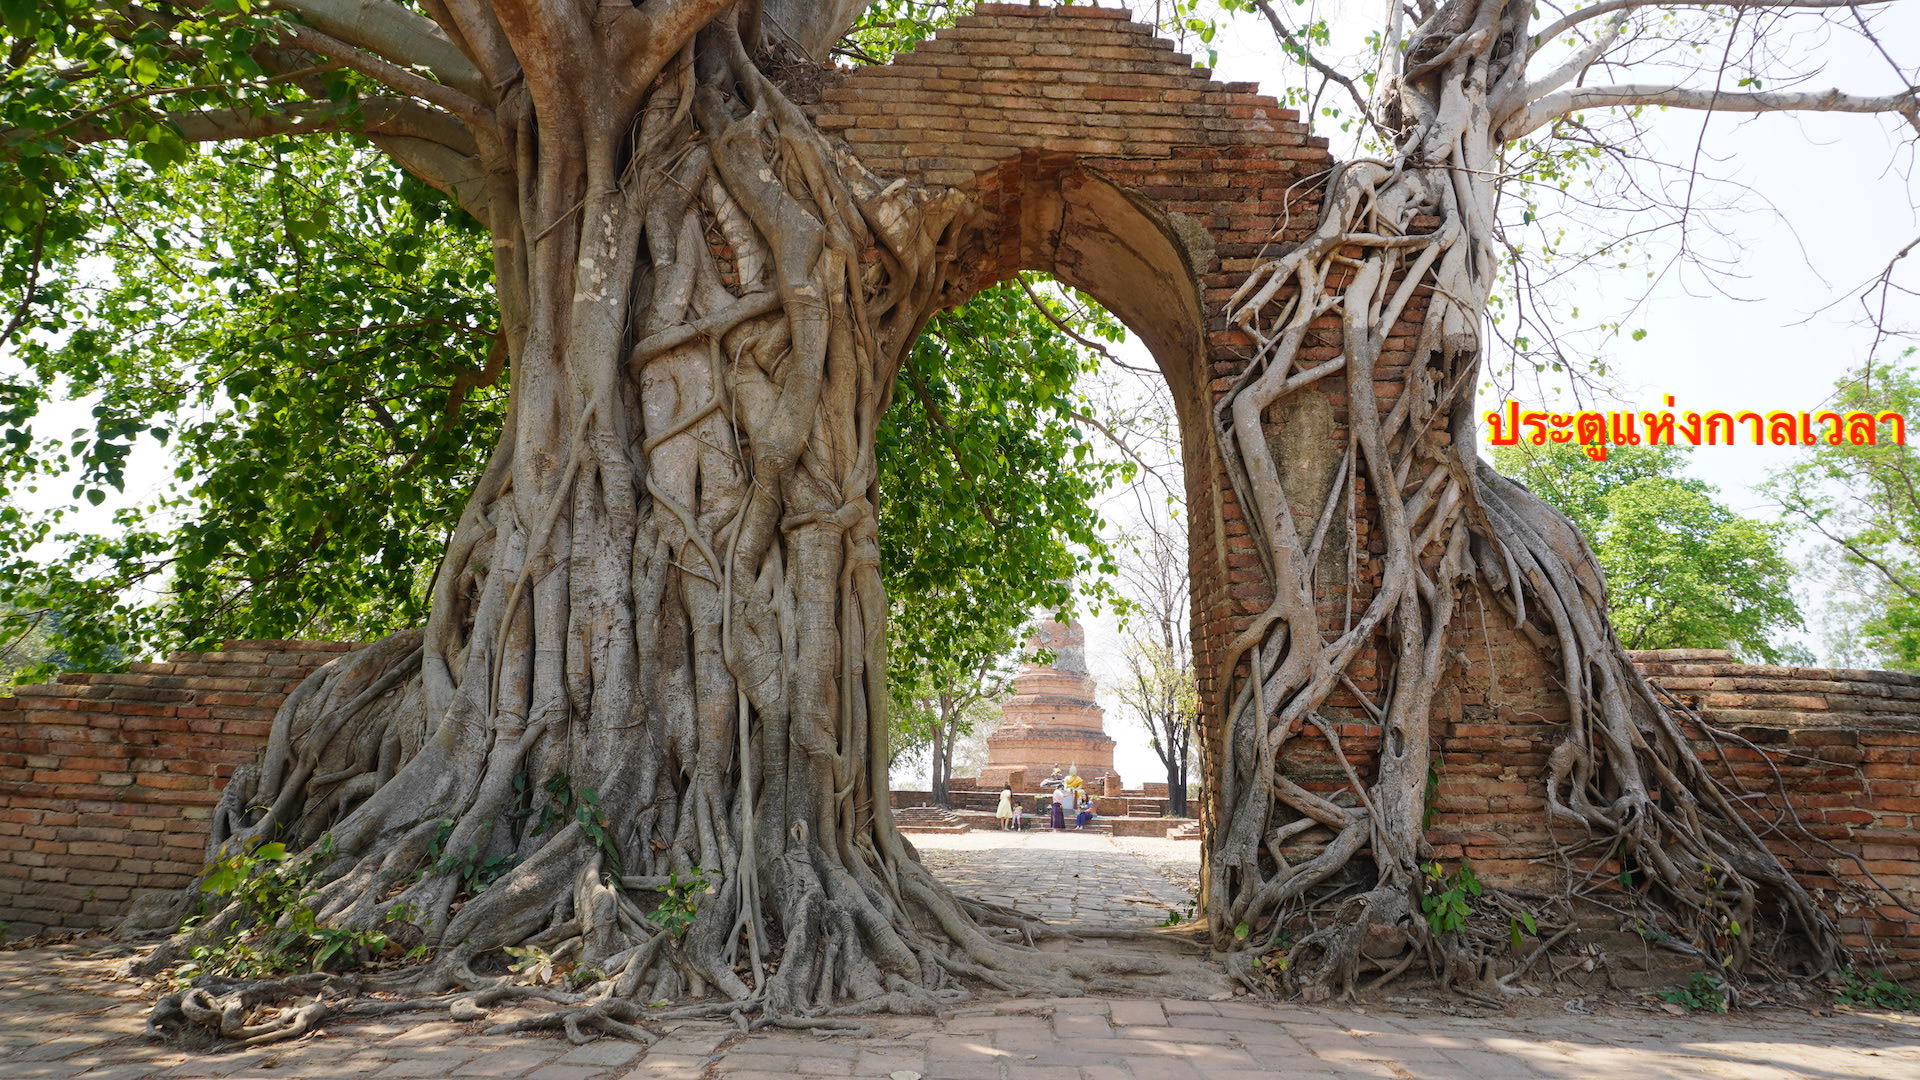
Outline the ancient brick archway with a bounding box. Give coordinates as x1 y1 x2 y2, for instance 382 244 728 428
809 4 1409 836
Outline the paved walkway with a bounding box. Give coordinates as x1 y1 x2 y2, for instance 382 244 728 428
908 830 1197 926
3 832 1917 1079
4 944 1918 1080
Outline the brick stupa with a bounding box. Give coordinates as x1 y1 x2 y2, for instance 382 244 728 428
979 619 1119 789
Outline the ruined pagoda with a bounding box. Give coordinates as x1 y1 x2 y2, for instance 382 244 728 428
979 619 1119 789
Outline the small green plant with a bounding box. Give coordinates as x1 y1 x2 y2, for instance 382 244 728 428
425 820 517 894
1834 967 1919 1010
1507 909 1538 952
174 836 391 982
1658 972 1729 1013
1419 860 1482 935
535 773 622 874
653 868 713 938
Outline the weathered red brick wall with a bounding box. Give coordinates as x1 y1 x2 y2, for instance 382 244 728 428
0 641 356 935
1283 637 1920 968
1636 651 1920 968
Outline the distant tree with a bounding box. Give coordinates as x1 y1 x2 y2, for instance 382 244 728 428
1766 354 1920 670
1113 507 1196 818
1494 444 1800 660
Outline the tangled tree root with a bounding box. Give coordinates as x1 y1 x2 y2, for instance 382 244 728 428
1204 0 1851 999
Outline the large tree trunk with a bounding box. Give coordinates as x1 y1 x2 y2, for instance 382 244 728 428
138 19 1156 1038
1204 0 1841 999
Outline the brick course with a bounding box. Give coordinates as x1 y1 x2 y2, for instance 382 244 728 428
0 640 358 935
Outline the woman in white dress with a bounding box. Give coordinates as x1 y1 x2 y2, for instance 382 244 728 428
995 785 1014 830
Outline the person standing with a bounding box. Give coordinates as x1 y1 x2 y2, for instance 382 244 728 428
995 785 1014 830
1050 784 1069 830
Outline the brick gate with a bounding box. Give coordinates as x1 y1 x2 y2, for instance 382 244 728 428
807 4 1483 845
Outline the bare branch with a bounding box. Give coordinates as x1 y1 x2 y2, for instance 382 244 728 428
1516 12 1627 106
367 135 490 226
1530 0 1894 47
1251 1 1376 130
1513 80 1920 138
279 23 488 129
56 97 475 152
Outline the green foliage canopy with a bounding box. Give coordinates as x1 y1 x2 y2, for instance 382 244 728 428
1765 353 1920 670
0 146 1125 697
1494 443 1800 661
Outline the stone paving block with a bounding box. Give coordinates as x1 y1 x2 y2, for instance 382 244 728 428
557 1041 648 1067
383 1021 465 1047
1105 1001 1164 1027
722 1051 852 1075
375 1055 486 1078
1120 1058 1203 1080
921 1062 1006 1080
1101 1025 1233 1044
454 1047 565 1077
1049 1015 1111 1040
617 1053 707 1079
1 1061 94 1080
992 1029 1062 1053
524 1066 609 1080
1004 1066 1077 1080
15 1036 113 1062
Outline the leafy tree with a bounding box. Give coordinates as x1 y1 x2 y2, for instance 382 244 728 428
0 138 501 669
0 0 1907 1027
1766 354 1920 669
1494 444 1800 661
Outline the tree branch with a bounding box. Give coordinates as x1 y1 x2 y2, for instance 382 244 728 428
1530 0 1894 47
279 22 488 129
1516 12 1628 109
1514 81 1920 138
1251 1 1377 131
55 97 476 154
275 0 488 100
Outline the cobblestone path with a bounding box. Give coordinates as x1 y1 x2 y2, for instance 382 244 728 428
909 831 1197 926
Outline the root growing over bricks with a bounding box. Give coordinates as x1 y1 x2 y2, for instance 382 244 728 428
1208 0 1843 1000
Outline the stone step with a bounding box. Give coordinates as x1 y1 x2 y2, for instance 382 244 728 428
896 824 971 834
